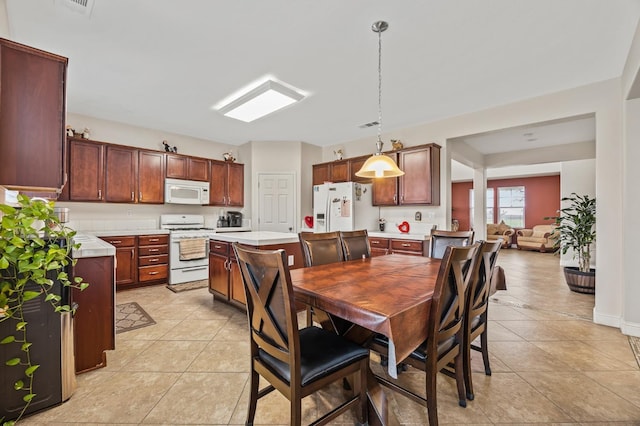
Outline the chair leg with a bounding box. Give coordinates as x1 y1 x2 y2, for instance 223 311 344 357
426 367 439 426
356 360 368 426
480 328 491 376
291 397 302 426
245 369 259 425
463 332 474 401
306 306 313 327
454 353 467 407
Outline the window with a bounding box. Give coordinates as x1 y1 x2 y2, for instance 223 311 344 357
469 188 494 227
498 186 525 227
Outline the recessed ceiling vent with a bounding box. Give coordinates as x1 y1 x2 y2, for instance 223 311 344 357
359 121 379 129
57 0 95 17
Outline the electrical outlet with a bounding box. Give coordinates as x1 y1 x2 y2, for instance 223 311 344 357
288 255 294 266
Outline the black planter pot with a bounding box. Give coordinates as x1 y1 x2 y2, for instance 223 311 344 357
563 266 595 294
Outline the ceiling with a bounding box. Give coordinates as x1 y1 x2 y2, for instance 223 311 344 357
4 0 640 148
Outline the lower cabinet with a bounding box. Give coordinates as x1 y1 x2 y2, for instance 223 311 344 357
100 234 168 290
390 238 425 256
369 237 390 257
209 240 303 310
72 255 115 374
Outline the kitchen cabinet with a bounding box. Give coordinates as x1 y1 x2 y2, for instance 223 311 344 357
390 238 425 256
138 234 169 284
100 236 137 288
105 145 137 203
349 156 371 183
208 240 245 307
138 150 165 203
68 139 105 201
369 237 390 257
209 160 244 207
72 255 115 374
312 160 350 185
0 38 67 193
372 144 441 206
166 154 209 181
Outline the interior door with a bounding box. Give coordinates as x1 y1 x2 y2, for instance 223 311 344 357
258 173 296 233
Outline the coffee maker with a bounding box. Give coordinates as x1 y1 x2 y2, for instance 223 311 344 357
227 211 243 227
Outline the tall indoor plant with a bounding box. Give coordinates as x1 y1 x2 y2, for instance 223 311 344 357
0 195 88 425
548 192 596 294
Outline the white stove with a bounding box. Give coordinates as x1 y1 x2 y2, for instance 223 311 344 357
160 214 216 285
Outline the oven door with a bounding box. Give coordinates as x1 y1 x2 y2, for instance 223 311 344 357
169 237 209 285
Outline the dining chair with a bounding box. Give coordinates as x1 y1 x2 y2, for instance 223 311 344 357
233 243 369 426
339 229 371 260
298 231 345 267
462 239 502 401
370 242 482 426
428 229 475 259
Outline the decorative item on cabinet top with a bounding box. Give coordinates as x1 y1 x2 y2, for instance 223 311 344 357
162 140 178 153
223 151 236 162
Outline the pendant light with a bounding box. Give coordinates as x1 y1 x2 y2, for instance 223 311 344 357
355 20 404 179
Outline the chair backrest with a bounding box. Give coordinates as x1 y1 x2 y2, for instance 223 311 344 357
233 243 300 371
298 231 344 267
339 230 371 260
467 240 501 322
429 229 475 259
427 243 481 361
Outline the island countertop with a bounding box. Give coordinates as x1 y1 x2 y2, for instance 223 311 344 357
209 231 300 246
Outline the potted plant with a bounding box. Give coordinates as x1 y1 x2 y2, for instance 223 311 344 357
0 195 88 425
547 192 596 294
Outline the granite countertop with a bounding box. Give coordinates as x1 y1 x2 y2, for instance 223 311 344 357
210 231 299 246
89 229 171 237
71 234 116 258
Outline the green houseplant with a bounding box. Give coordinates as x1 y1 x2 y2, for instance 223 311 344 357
0 195 88 425
547 192 596 294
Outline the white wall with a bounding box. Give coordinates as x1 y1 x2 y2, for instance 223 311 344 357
0 0 8 38
558 159 596 267
328 78 626 333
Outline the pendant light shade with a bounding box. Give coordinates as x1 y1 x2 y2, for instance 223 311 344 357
355 20 404 179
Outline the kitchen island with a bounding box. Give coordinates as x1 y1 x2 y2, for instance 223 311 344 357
208 232 303 309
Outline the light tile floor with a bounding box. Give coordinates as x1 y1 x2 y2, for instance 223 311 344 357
20 249 640 425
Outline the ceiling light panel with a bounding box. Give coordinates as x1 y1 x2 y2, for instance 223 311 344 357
216 80 305 123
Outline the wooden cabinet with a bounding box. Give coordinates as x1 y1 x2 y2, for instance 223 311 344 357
72 255 115 374
138 234 169 283
0 38 67 193
68 139 105 201
208 240 245 306
390 238 425 256
105 145 137 203
166 154 209 181
66 139 165 204
312 160 351 185
138 150 165 203
349 156 371 183
372 144 441 206
209 160 244 207
369 237 390 257
100 236 137 288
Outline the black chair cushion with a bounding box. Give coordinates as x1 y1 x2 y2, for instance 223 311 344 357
372 334 457 364
259 326 369 387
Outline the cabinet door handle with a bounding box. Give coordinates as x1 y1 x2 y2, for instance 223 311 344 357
214 245 222 249
149 258 159 262
98 189 102 199
149 271 159 275
149 238 159 242
131 248 135 258
402 243 410 247
111 240 122 244
393 194 397 203
372 241 380 245
149 248 159 252
131 191 134 201
139 191 143 201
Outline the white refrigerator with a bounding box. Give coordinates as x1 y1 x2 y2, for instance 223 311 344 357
312 182 378 232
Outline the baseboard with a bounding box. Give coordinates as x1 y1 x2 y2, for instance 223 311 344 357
593 307 621 328
621 320 640 337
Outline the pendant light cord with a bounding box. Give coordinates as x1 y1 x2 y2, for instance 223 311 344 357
377 26 383 147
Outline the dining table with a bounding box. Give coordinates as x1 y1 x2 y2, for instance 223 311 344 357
289 253 442 426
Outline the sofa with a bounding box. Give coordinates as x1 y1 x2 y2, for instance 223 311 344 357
486 221 515 248
516 224 559 252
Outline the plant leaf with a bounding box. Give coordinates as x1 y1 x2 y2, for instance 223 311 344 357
6 357 20 366
22 291 41 302
25 364 39 377
0 336 16 344
14 379 24 390
23 393 36 402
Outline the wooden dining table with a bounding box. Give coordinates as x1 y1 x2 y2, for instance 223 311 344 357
289 253 442 425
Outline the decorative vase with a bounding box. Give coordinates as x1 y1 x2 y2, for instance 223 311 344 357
563 267 595 294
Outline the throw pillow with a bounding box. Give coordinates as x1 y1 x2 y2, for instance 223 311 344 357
486 224 498 235
497 220 510 234
531 231 546 238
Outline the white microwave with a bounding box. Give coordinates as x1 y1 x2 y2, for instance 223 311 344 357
165 178 209 205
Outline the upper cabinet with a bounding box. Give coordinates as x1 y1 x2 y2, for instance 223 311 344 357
373 144 440 206
209 160 244 207
313 144 441 206
166 154 209 181
64 138 165 204
0 38 67 193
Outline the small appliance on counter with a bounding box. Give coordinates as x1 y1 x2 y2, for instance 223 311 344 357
227 211 243 227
